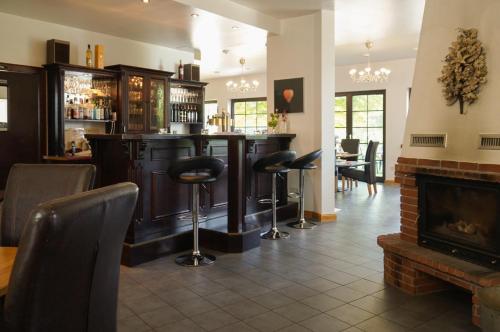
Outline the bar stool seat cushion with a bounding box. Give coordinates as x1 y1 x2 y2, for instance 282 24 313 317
169 156 225 184
287 149 322 170
253 150 296 174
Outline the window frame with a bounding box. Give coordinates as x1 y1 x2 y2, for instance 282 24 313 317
335 89 386 181
230 97 268 134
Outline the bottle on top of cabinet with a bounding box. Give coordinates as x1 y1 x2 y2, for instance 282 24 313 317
85 45 93 67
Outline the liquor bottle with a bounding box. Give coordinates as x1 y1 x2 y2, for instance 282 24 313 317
86 44 93 67
178 60 184 80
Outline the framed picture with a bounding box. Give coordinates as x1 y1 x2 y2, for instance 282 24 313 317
274 77 304 113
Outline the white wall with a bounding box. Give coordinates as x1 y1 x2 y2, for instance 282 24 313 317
207 58 415 182
205 73 267 112
267 11 336 215
0 12 193 72
336 58 415 180
402 0 500 163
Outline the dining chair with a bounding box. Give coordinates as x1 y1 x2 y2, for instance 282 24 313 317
340 139 360 161
0 164 95 246
338 139 360 190
342 141 379 195
1 182 138 332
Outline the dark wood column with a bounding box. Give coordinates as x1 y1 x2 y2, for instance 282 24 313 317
227 136 246 234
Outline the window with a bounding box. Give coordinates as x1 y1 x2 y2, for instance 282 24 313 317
204 100 218 134
231 98 267 134
335 90 386 180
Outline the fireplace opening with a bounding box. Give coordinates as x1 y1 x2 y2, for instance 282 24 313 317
418 174 500 269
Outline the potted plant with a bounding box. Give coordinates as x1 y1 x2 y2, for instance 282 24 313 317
268 111 279 134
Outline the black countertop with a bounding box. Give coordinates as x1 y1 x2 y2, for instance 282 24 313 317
86 133 296 141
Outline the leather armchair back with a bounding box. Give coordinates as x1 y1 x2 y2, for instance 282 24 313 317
3 182 138 332
0 164 95 246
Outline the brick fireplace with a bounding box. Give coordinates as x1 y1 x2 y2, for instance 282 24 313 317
378 157 500 327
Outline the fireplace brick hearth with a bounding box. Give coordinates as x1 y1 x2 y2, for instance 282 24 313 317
377 157 500 327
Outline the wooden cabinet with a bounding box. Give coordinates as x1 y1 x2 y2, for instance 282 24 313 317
45 63 118 156
105 65 173 133
0 63 43 189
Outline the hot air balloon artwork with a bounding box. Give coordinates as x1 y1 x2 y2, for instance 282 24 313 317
274 77 304 113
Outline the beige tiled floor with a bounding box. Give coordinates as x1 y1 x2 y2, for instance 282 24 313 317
118 184 480 332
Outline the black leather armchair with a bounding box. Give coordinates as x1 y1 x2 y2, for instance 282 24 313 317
1 182 138 332
342 141 380 195
0 164 95 246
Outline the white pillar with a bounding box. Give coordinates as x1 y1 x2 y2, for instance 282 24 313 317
267 7 336 218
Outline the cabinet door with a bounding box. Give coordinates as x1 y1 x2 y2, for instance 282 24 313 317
149 78 166 131
127 75 146 132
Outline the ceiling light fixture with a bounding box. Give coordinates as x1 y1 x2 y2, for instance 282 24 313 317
226 58 259 93
191 13 199 18
349 41 391 83
141 0 150 3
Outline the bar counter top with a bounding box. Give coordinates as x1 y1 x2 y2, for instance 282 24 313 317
85 133 296 140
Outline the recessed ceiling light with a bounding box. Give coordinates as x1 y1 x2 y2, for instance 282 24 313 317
141 0 149 3
232 26 240 30
191 13 199 18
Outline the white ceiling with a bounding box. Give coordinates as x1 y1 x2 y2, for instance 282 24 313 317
0 0 268 79
335 0 424 65
230 0 334 19
0 0 425 79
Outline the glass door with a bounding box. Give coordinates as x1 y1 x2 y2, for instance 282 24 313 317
335 91 385 180
127 75 145 132
150 78 165 131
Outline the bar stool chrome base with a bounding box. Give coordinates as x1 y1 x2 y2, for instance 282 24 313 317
287 219 316 229
260 228 290 240
175 253 216 267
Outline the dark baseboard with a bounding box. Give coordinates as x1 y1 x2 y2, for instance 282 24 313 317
121 202 298 267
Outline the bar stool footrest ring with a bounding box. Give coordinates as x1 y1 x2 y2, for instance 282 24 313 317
258 198 280 205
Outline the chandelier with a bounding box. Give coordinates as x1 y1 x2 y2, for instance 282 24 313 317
349 41 391 83
226 58 259 93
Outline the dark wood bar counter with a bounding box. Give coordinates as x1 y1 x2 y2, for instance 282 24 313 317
86 133 297 266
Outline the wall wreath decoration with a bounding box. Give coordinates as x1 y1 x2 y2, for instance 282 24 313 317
437 28 487 114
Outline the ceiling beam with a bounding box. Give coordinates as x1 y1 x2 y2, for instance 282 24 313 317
173 0 281 35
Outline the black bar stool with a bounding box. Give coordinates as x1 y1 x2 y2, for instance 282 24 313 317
168 156 225 266
253 150 296 240
287 149 322 229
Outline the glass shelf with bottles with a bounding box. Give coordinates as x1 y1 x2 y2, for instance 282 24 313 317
170 87 202 104
170 104 201 124
64 72 117 122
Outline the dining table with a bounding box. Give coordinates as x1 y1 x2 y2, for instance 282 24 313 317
0 247 17 297
336 152 360 160
335 160 370 192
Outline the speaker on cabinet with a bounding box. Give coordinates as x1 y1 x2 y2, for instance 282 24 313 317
46 39 70 64
184 64 200 81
